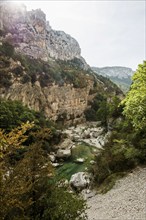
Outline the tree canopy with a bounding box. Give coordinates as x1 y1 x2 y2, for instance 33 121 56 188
122 61 146 131
0 105 87 220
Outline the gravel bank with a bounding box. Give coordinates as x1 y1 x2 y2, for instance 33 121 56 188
86 167 146 220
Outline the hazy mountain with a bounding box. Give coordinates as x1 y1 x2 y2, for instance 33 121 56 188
92 66 134 93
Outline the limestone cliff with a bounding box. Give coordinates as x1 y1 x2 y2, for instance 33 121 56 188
0 2 122 125
0 53 96 124
0 2 88 68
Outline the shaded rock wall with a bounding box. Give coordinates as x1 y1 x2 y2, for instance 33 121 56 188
0 79 94 124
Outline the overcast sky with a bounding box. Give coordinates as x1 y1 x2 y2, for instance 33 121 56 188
13 0 145 70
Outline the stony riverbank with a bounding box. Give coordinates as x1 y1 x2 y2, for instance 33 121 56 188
86 167 146 220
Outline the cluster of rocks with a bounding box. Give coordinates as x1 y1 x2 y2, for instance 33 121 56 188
47 138 73 167
47 137 93 191
47 122 110 191
63 122 110 149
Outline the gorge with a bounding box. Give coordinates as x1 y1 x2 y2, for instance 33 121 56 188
0 2 146 220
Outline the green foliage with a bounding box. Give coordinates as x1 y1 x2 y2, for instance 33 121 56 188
84 93 106 122
0 99 36 131
0 72 12 88
0 99 55 132
94 65 146 191
85 93 122 127
94 116 146 192
12 53 91 88
33 185 87 220
0 133 86 220
0 41 14 57
122 61 146 131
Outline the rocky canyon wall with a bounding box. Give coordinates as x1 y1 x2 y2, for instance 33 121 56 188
0 2 88 68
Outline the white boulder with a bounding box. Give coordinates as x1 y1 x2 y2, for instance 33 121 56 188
49 154 56 162
69 172 91 191
56 149 71 159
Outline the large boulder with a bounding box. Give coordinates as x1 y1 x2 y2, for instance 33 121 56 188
69 172 91 191
56 149 71 159
48 154 56 163
59 138 74 149
82 129 90 139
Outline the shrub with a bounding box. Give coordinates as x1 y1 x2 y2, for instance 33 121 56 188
93 117 146 192
0 41 14 57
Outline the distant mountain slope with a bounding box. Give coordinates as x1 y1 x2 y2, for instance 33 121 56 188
92 66 134 93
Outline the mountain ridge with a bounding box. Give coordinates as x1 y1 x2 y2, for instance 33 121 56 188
92 66 134 92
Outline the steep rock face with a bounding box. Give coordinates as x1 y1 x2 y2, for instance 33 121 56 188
0 2 87 67
0 56 94 124
0 82 93 123
0 80 93 124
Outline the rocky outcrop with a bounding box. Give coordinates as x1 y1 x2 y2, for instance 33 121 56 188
0 2 88 68
0 79 93 123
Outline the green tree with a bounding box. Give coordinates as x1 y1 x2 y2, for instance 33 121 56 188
0 99 54 132
0 100 36 131
0 125 87 220
122 61 146 130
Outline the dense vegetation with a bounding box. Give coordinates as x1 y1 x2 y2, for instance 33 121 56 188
94 61 146 193
0 100 87 220
85 93 122 129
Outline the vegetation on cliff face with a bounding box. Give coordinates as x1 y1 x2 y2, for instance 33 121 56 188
0 41 91 89
0 99 55 131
